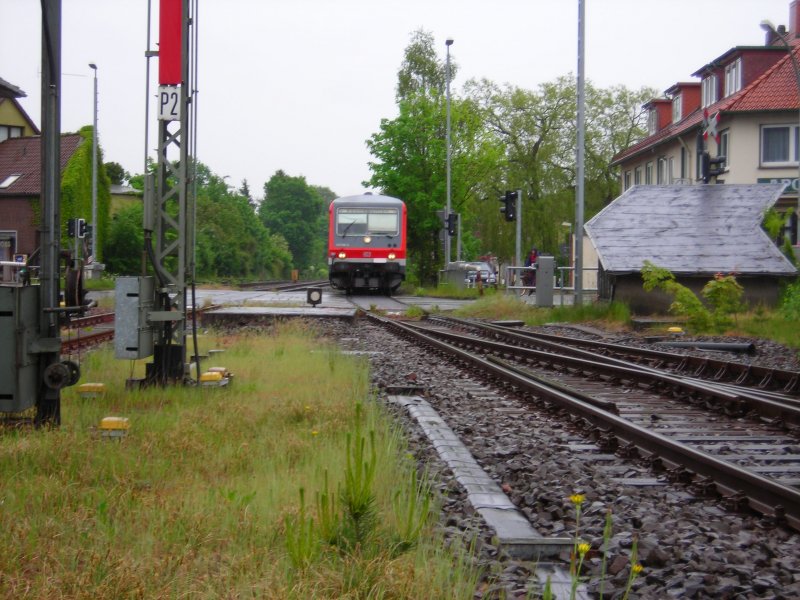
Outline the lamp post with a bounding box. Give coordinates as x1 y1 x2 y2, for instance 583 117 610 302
761 20 800 245
89 62 98 266
445 38 453 270
575 0 586 305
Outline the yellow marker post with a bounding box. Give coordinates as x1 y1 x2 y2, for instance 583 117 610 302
99 416 130 438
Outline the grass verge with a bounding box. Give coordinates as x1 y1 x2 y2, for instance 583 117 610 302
0 322 479 598
452 293 631 329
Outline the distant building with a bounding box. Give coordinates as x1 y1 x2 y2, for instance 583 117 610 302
0 134 84 264
0 76 39 141
0 76 93 281
110 183 143 214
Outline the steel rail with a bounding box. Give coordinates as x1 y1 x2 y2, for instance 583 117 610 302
62 329 114 352
431 316 800 426
417 318 800 426
446 316 800 411
369 313 800 531
66 311 114 329
436 315 800 395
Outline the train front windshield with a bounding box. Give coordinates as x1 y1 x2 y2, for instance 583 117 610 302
336 208 399 237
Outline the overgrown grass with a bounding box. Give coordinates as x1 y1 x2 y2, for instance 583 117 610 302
410 283 494 299
728 311 800 352
450 292 800 355
451 292 631 329
0 323 479 598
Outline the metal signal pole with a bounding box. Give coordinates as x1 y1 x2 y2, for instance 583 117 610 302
445 38 453 269
575 0 586 305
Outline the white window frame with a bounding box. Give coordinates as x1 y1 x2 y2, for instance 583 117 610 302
645 161 653 185
724 58 742 97
668 156 675 183
761 124 799 166
671 94 682 123
634 166 642 185
718 129 729 170
656 157 669 184
623 170 632 190
0 125 23 143
701 75 718 108
647 109 657 135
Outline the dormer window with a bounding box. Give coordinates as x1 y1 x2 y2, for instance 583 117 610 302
724 58 742 97
672 94 682 123
647 109 658 135
0 174 22 189
701 75 718 107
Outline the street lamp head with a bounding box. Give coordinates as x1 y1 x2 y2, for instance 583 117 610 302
760 19 776 34
445 38 454 46
89 62 97 70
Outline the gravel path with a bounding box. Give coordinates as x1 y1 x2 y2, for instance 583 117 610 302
322 318 800 600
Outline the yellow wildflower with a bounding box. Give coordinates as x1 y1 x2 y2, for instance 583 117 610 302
569 493 585 506
311 430 319 436
578 542 591 556
632 563 643 575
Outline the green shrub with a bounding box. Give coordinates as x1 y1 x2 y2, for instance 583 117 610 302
641 262 748 333
641 261 711 331
781 279 800 321
701 272 746 330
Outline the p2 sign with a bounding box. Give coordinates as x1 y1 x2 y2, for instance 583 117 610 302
158 86 181 121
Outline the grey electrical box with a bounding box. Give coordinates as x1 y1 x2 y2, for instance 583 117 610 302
535 256 555 308
114 276 155 359
0 285 40 412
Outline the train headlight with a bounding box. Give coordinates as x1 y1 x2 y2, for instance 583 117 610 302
337 251 347 259
388 252 396 260
363 236 371 244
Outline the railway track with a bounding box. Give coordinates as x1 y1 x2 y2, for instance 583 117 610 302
60 304 218 353
368 313 800 532
239 279 328 292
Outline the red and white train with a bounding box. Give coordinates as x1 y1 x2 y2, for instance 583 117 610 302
328 193 407 294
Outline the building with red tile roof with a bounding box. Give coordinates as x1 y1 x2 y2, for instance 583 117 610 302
611 2 800 250
0 80 89 278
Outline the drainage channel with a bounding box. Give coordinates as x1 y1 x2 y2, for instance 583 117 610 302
386 394 587 599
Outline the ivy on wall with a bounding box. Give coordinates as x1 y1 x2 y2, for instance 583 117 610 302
59 125 111 261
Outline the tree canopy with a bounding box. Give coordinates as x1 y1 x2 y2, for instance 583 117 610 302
365 31 655 284
258 170 328 275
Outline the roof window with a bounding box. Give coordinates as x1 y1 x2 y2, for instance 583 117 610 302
0 174 22 189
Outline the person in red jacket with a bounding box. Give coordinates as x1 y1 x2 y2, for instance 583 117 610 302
522 248 538 295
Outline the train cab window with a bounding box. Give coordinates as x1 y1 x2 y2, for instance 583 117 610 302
337 208 399 236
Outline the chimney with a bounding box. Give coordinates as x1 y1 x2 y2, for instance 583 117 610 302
791 0 800 38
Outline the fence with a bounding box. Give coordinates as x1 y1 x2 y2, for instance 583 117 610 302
504 264 598 304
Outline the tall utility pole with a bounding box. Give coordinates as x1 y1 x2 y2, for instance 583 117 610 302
89 63 98 263
574 0 586 305
445 38 453 269
515 189 522 268
38 0 63 423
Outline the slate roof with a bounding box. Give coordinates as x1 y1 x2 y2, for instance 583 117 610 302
0 133 83 196
585 184 797 276
0 77 26 98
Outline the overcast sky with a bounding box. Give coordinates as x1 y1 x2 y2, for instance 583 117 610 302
2 0 792 199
